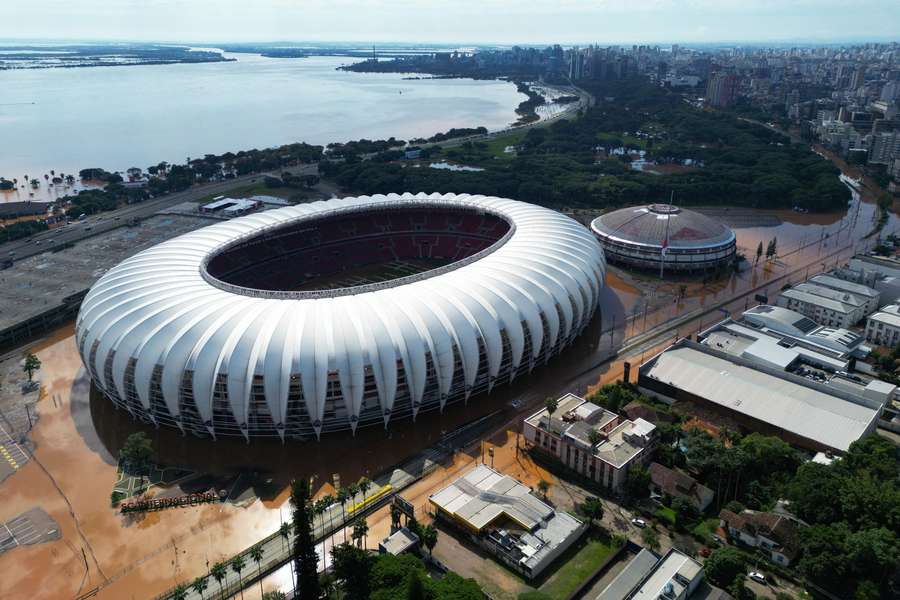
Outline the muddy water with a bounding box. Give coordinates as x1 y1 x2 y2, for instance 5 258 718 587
1 171 894 599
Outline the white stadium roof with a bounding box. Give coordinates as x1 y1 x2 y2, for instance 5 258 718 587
75 193 605 440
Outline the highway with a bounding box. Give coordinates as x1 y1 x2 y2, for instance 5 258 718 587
1 164 318 264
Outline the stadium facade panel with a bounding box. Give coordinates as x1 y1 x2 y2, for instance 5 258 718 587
76 193 606 441
590 204 736 272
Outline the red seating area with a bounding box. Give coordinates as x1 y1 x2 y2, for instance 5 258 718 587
206 207 510 291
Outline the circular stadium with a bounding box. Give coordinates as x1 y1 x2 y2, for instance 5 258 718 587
76 193 606 441
590 204 735 273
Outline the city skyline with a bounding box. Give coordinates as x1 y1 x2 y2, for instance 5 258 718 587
2 0 900 46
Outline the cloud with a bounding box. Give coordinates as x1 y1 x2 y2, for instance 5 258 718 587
0 0 897 44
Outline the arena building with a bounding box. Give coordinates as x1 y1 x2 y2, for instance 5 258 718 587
76 193 606 441
590 204 736 273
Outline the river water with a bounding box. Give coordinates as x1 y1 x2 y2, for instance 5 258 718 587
0 53 525 202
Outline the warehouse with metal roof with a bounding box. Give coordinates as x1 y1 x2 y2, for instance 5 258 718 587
638 340 879 452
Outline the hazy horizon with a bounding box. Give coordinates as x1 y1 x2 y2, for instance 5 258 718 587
3 0 899 46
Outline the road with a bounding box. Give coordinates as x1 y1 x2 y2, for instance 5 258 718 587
1 164 318 264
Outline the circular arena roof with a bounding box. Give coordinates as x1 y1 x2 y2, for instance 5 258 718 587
590 204 734 250
76 193 605 440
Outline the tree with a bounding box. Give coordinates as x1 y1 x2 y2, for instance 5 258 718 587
337 487 350 543
262 592 287 600
624 466 651 500
671 497 698 524
545 397 558 420
290 478 321 600
580 496 604 528
854 580 880 600
537 479 550 498
331 543 373 600
230 555 246 600
352 518 369 549
23 352 41 381
755 241 763 264
641 527 660 551
588 428 603 448
704 547 747 588
279 521 292 552
405 572 426 600
171 583 188 600
420 523 438 557
249 544 265 598
191 576 209 600
319 571 337 598
358 478 372 545
119 431 154 473
210 562 227 600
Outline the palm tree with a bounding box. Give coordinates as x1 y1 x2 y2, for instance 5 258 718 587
192 576 209 599
210 562 227 600
336 487 349 543
420 524 438 557
312 499 325 539
545 397 558 422
249 544 265 598
537 479 550 499
171 583 188 600
231 555 246 600
358 478 372 545
279 521 292 552
351 518 368 549
358 478 371 509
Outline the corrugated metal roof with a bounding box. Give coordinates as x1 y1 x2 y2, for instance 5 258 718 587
644 346 878 451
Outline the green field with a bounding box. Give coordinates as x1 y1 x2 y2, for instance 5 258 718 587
653 506 677 527
195 181 297 204
691 517 721 544
537 535 616 599
484 131 527 159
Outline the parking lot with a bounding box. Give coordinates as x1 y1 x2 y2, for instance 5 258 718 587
0 508 59 555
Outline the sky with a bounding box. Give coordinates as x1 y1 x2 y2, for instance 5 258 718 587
2 0 899 46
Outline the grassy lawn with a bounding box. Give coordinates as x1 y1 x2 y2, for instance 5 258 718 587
654 506 677 527
485 131 526 159
691 517 720 544
537 535 615 599
195 181 296 204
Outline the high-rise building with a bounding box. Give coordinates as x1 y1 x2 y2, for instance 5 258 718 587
851 65 867 90
706 72 738 108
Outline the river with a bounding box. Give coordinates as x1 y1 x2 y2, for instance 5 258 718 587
0 53 526 203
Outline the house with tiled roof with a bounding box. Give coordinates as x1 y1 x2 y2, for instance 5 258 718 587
718 509 801 566
648 462 714 512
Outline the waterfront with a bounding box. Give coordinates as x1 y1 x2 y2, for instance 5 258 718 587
0 53 526 202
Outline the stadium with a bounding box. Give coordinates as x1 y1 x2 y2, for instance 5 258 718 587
76 193 606 441
589 204 736 273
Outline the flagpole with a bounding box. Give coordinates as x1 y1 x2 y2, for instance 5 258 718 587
660 192 673 279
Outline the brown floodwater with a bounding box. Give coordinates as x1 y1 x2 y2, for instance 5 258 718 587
1 171 895 599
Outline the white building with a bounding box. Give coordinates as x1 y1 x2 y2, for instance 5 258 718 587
808 274 880 315
598 548 704 600
777 284 866 328
865 304 900 347
429 464 586 579
523 393 656 494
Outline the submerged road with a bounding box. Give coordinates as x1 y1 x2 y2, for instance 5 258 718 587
0 165 318 264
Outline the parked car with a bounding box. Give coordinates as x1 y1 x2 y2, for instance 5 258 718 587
748 571 767 585
631 518 646 528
